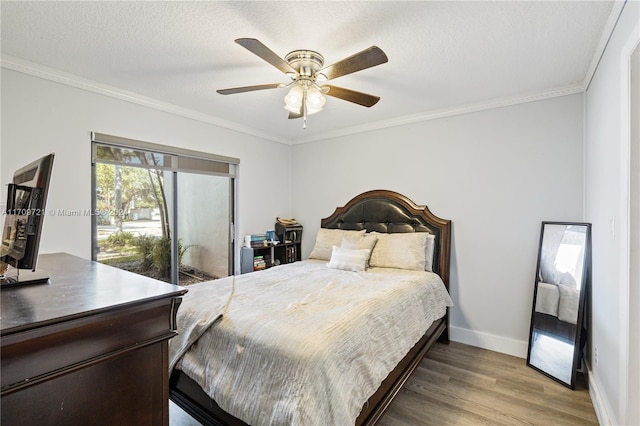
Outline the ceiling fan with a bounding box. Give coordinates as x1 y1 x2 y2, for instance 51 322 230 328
217 38 388 128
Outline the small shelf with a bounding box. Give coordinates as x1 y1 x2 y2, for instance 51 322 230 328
240 242 301 274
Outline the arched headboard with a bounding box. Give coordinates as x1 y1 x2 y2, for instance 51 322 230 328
320 190 451 288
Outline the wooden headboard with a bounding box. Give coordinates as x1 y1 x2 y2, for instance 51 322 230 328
320 190 452 289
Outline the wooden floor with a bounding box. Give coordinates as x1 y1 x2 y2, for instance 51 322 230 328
170 341 599 426
378 341 598 426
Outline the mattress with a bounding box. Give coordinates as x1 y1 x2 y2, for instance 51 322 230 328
170 259 452 426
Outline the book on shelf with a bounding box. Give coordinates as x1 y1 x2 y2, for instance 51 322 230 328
285 245 296 263
248 234 268 248
253 255 266 271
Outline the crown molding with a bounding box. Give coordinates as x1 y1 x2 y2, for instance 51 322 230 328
584 0 627 91
2 49 597 146
0 54 288 145
290 84 587 145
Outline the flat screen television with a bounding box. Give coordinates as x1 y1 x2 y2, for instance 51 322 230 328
1 153 55 287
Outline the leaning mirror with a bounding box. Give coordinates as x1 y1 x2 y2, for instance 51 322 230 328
526 221 591 389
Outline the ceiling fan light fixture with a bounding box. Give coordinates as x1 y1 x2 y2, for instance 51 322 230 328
305 86 326 114
284 85 303 112
284 84 325 115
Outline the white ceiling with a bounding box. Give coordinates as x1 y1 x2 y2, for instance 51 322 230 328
0 1 619 144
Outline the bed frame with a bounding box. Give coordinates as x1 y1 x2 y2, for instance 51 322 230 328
169 189 452 426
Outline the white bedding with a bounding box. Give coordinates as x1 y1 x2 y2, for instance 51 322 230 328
170 259 452 426
535 282 560 317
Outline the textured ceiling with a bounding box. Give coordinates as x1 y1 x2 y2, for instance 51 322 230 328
0 1 618 144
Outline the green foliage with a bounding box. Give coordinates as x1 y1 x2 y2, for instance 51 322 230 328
105 231 135 247
133 234 157 270
95 163 165 213
100 254 143 265
150 237 190 279
106 233 191 280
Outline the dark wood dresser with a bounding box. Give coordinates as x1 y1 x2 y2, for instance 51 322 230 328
1 253 187 425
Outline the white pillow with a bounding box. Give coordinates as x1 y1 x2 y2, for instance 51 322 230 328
327 245 371 272
309 229 365 261
341 233 378 265
369 232 430 271
341 233 377 250
557 283 580 324
425 234 436 272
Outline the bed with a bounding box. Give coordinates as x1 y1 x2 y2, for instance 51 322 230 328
169 189 452 425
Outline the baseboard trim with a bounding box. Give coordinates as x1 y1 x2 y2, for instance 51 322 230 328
584 359 614 426
449 325 529 359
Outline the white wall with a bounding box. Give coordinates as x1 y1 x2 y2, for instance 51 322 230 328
1 69 292 271
292 94 584 357
584 1 640 425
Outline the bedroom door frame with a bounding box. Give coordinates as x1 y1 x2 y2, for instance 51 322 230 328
623 34 640 426
619 25 640 426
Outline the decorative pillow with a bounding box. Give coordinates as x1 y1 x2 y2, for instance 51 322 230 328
557 283 580 324
309 229 365 261
535 282 560 317
369 232 429 271
327 245 371 272
425 234 436 272
341 233 377 250
341 233 378 264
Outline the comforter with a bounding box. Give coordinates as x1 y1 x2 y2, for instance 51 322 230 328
169 259 452 426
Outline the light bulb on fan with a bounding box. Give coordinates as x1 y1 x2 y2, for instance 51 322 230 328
284 85 303 113
305 86 326 115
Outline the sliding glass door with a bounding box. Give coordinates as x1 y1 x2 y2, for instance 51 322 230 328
91 133 238 285
176 172 233 285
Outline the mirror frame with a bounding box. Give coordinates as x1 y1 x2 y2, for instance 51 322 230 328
526 221 592 389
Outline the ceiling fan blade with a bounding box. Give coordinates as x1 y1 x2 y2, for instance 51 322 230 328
320 46 388 81
322 85 380 107
288 111 303 119
235 38 296 75
217 83 281 95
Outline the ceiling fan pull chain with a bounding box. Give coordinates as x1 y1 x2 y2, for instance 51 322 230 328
302 89 308 129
